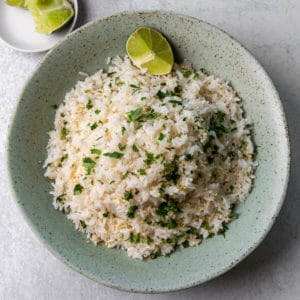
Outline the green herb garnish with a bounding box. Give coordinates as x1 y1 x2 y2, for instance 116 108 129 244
147 236 153 245
168 100 183 105
124 190 133 201
80 220 87 228
158 132 165 141
95 109 101 115
86 99 93 109
137 169 146 175
127 108 143 123
184 153 193 161
144 152 155 165
158 219 177 229
182 70 192 78
60 153 68 162
163 158 180 184
103 212 109 217
118 143 126 151
130 232 141 243
91 148 102 155
103 152 124 159
73 184 83 195
156 201 180 217
60 127 68 140
127 205 138 218
90 122 98 130
132 144 139 152
121 126 126 135
83 157 96 175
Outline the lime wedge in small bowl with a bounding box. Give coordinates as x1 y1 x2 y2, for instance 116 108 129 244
27 0 74 35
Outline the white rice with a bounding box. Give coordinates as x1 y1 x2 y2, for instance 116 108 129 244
44 56 256 259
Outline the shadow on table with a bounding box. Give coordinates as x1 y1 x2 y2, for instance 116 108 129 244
75 0 89 30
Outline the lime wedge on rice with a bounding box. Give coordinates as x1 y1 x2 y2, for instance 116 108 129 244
126 27 174 75
5 0 28 8
27 0 74 34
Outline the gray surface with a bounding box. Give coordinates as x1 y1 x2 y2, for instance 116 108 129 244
0 0 299 299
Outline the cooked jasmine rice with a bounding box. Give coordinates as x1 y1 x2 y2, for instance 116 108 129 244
44 56 255 259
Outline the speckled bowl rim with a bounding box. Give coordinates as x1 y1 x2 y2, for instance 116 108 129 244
6 10 290 293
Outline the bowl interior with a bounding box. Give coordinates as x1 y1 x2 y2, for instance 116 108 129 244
8 11 289 292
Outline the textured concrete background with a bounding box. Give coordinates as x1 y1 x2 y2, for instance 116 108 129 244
0 0 299 299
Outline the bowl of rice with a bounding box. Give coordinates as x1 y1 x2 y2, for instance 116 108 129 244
7 11 290 292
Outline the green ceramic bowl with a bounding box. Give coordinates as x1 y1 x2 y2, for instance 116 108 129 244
7 11 290 293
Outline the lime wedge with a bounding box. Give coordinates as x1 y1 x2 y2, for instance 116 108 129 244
5 0 28 8
126 27 174 75
27 0 74 34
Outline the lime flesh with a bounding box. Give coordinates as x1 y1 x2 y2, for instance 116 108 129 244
126 27 174 75
27 0 74 34
5 0 28 8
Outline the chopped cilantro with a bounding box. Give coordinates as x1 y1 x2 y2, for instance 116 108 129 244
86 99 93 109
158 132 165 141
127 205 138 218
187 227 199 235
144 107 161 119
144 152 155 165
182 70 192 78
158 187 165 194
60 153 68 162
168 100 183 105
90 122 98 130
103 152 124 159
103 212 109 217
132 144 139 152
140 96 147 101
130 232 140 243
150 248 161 259
60 127 68 140
130 84 141 92
124 190 133 201
201 220 209 230
118 143 126 151
184 153 193 161
158 219 177 229
90 148 102 155
95 109 101 115
73 184 83 195
174 85 182 96
121 126 126 135
156 200 180 217
127 108 143 123
163 159 180 184
122 171 130 179
137 169 146 175
216 111 226 122
193 72 199 79
147 236 153 245
82 157 96 175
80 220 87 228
107 71 116 77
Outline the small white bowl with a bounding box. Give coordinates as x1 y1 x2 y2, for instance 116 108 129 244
0 0 78 53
